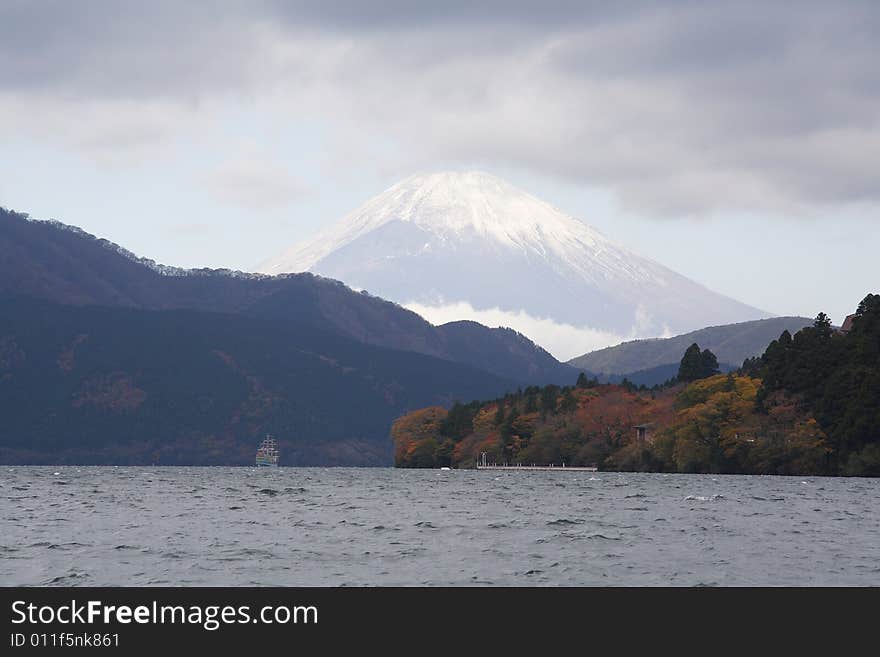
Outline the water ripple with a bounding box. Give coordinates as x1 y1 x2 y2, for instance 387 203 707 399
1 467 878 586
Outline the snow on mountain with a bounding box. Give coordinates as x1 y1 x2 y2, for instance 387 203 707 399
258 171 768 359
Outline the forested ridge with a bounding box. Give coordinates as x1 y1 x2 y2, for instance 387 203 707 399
0 297 515 465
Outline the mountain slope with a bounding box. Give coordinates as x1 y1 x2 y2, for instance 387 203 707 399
0 207 575 385
259 171 769 358
0 296 517 465
568 317 813 375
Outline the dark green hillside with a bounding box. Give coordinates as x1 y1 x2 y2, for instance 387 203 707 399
749 295 880 475
0 207 575 385
0 297 515 465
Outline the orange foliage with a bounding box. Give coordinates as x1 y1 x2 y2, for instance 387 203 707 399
71 372 147 412
391 406 447 464
389 375 827 473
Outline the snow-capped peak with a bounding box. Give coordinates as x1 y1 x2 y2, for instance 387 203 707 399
257 170 767 359
259 171 649 285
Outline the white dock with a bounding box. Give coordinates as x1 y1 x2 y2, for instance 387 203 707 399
475 464 597 472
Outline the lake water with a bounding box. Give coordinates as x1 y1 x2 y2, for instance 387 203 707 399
2 467 879 586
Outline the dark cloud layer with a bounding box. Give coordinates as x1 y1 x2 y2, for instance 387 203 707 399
2 1 878 214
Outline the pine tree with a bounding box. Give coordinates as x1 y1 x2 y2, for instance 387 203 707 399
501 407 519 442
494 402 505 426
701 348 720 377
540 385 559 415
678 343 704 382
813 312 833 338
678 343 720 382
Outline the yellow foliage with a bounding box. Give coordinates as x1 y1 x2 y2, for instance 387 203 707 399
472 405 500 435
391 406 447 465
389 373 829 474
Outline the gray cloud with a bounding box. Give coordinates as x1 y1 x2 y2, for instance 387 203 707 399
200 142 311 210
1 1 878 215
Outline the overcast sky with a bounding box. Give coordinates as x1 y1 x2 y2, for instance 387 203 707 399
1 1 877 324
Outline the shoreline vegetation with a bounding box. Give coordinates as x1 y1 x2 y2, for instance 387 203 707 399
393 294 880 477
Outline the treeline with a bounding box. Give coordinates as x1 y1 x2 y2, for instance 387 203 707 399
392 375 668 470
392 371 826 474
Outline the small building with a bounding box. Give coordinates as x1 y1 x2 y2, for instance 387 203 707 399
634 423 653 443
839 313 857 334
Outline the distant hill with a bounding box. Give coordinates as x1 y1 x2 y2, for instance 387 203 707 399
0 207 576 386
598 361 738 388
0 297 517 465
567 317 813 376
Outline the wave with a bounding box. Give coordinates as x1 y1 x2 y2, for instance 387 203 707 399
685 494 725 502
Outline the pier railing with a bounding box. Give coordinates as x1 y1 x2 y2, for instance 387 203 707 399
474 463 598 472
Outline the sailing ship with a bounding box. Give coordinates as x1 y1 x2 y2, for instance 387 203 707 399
255 434 280 467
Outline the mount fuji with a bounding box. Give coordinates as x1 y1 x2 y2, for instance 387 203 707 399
259 172 768 359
